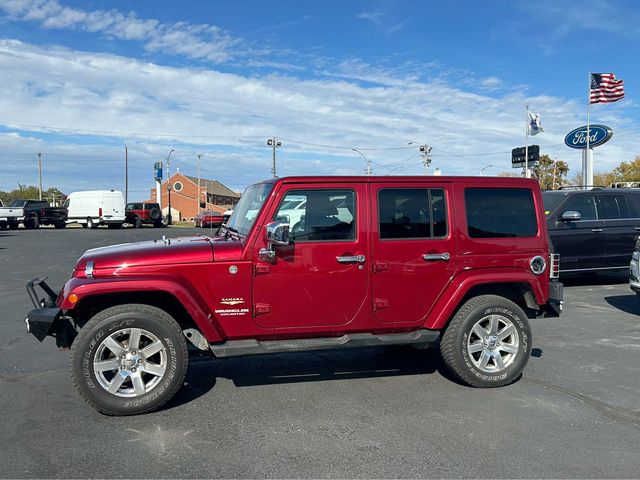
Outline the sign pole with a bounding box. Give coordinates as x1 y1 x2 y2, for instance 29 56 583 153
524 105 530 178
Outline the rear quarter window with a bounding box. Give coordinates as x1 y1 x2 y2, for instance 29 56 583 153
465 188 538 238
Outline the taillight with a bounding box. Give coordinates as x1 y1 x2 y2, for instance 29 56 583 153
549 254 560 279
99 207 103 217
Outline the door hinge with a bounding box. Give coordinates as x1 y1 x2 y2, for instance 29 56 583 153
254 264 271 275
374 298 389 310
373 261 389 273
254 303 271 315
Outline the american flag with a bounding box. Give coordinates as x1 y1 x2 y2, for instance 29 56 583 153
590 73 625 104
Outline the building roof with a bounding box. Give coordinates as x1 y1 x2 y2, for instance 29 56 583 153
184 175 240 198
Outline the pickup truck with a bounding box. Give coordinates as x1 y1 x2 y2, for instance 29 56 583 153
24 175 563 415
3 200 68 229
0 199 24 229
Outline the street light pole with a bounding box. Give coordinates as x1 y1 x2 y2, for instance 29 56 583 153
125 145 128 205
166 149 175 225
266 138 281 177
480 164 495 176
37 152 42 200
408 142 432 175
197 153 202 213
352 148 372 175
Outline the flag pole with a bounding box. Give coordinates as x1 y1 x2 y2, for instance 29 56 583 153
524 105 529 178
585 71 591 189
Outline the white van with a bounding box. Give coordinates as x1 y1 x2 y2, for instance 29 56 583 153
64 190 125 229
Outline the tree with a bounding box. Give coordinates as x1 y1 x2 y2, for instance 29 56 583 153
611 155 640 181
531 155 569 190
0 185 66 205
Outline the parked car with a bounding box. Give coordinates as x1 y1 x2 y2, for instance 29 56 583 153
222 209 233 225
630 238 640 295
195 210 224 227
543 188 640 274
25 175 562 415
64 190 125 229
125 202 163 228
0 199 24 229
0 199 67 229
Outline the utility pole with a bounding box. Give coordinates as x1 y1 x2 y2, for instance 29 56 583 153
352 148 372 175
125 145 128 205
166 149 175 225
197 153 202 213
37 152 42 200
418 145 432 175
266 138 281 177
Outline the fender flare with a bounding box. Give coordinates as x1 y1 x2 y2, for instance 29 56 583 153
425 268 546 330
61 277 224 342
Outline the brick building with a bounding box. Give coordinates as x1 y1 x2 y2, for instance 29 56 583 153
148 172 240 222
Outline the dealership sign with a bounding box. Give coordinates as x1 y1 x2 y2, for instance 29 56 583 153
564 124 613 149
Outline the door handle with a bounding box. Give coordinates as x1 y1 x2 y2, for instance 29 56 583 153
423 252 451 261
591 228 604 233
336 254 366 264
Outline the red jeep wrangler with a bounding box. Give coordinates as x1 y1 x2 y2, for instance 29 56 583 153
25 176 562 415
125 202 163 228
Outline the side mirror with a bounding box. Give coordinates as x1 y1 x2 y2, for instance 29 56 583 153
259 221 290 262
265 221 290 246
561 211 581 222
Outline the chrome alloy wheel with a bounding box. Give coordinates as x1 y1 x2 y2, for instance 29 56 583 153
93 328 167 397
466 314 520 373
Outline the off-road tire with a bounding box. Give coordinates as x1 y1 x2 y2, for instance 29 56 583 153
24 215 40 229
149 207 161 221
70 304 188 416
441 294 531 388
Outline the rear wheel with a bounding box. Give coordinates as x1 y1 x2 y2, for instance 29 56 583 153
441 295 531 388
134 217 142 228
70 304 188 416
24 215 40 229
54 222 66 229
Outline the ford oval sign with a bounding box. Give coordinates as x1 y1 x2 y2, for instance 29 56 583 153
564 124 613 149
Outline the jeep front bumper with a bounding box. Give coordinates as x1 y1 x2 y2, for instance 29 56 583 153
25 277 75 348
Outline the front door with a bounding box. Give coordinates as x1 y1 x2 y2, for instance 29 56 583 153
371 184 457 324
551 193 605 272
252 184 369 329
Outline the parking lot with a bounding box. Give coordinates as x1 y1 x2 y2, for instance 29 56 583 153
1 227 640 478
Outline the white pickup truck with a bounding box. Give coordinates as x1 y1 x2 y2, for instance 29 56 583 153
0 199 25 229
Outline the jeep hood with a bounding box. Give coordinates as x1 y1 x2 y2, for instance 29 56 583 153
74 236 215 273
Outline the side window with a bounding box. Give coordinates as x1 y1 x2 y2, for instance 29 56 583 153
274 189 356 242
465 188 537 238
598 195 621 219
562 195 597 221
378 188 447 239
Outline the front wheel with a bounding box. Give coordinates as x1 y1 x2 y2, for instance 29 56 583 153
70 304 188 415
87 217 97 229
440 295 531 388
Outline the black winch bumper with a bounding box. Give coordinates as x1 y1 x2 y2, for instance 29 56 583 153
25 278 75 348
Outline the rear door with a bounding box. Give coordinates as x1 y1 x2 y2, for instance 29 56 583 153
371 183 456 324
598 193 640 268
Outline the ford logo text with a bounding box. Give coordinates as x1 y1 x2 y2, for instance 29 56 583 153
564 124 613 149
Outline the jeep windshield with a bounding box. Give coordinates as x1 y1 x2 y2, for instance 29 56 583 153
224 182 274 238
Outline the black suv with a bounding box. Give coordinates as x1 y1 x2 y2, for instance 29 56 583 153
543 188 640 273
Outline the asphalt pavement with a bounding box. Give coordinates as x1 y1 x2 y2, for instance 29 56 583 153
1 226 639 478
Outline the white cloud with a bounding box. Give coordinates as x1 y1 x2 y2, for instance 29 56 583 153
0 39 637 198
0 0 236 62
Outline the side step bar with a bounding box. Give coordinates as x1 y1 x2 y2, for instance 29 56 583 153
209 329 440 358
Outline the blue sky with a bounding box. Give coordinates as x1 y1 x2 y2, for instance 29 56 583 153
0 0 639 199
